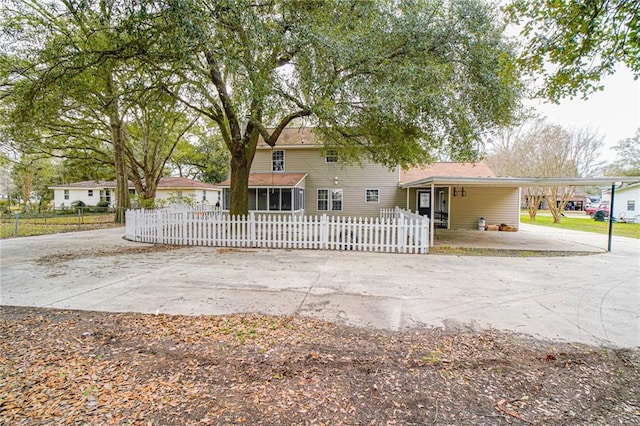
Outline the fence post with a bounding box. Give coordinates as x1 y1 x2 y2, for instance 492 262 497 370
249 211 256 247
14 213 19 237
320 214 328 249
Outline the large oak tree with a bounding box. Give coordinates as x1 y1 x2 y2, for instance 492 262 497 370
159 0 522 215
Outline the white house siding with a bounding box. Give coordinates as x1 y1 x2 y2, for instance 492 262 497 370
448 186 520 229
612 185 640 219
52 187 113 209
252 147 405 217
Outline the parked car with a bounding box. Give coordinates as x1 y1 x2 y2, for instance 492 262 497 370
585 201 610 218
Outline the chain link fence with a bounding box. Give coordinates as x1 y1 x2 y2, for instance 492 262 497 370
0 207 125 238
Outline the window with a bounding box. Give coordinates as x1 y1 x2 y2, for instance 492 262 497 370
244 187 301 211
628 200 636 211
325 150 338 163
317 188 343 211
100 189 111 203
365 189 379 203
88 189 94 197
64 190 69 200
202 190 207 201
272 150 285 172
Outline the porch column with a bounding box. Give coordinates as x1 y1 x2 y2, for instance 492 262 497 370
429 182 435 247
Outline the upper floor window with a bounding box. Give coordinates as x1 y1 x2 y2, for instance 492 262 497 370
325 150 338 163
272 150 285 172
365 189 379 203
88 189 94 197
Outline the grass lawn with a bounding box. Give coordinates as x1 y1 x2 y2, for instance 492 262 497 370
0 213 122 238
521 213 640 239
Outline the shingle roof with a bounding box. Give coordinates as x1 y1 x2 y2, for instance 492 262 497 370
49 177 218 190
400 162 496 184
218 173 307 187
257 127 318 147
48 180 122 189
156 177 219 190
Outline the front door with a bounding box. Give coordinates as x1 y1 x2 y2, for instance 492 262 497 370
417 190 431 217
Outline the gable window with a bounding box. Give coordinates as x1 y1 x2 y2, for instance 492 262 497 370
365 189 379 203
64 190 69 200
272 150 285 172
88 189 94 197
628 200 636 211
325 150 338 163
317 188 343 211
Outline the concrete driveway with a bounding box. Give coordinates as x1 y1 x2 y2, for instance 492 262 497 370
1 224 638 348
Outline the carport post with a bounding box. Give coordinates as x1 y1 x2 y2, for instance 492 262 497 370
607 183 616 252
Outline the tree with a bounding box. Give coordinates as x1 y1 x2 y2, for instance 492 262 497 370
8 155 57 211
506 0 640 101
486 120 605 222
159 0 522 215
609 129 640 176
168 132 229 184
1 1 199 216
1 0 142 221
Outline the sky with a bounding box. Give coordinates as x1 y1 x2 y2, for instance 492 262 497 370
527 65 640 164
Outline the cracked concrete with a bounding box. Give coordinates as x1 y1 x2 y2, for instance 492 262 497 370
1 224 638 347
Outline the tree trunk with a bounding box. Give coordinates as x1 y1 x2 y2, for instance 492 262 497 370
105 74 130 223
547 186 575 224
525 187 544 220
228 132 258 216
229 152 250 216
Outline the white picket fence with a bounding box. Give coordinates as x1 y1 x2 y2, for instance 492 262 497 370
125 209 429 254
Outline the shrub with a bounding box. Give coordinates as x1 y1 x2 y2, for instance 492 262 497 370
71 200 86 208
96 201 110 208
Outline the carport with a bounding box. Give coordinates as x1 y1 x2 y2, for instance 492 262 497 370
400 175 640 252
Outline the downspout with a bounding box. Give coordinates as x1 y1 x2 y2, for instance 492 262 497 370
607 183 616 252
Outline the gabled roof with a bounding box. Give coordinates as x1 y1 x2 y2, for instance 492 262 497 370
400 162 496 185
257 127 318 148
219 173 307 187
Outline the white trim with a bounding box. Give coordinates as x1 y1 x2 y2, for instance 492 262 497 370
272 150 285 172
365 188 380 203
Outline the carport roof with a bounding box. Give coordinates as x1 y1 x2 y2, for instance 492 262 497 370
399 176 640 188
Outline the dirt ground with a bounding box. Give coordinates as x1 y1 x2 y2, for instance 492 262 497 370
1 306 639 425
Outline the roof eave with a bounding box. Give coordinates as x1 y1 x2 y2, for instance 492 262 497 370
399 176 640 189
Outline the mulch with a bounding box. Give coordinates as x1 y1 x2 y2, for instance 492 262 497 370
1 306 639 425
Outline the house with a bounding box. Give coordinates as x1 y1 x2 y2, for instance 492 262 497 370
604 183 640 220
218 127 521 231
50 177 220 209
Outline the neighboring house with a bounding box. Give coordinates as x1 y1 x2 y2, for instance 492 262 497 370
219 128 521 230
154 176 221 205
604 183 640 220
50 177 220 209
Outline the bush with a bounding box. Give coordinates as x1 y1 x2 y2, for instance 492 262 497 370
96 201 110 208
71 200 86 208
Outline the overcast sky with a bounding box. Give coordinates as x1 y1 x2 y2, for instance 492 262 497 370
527 65 640 163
